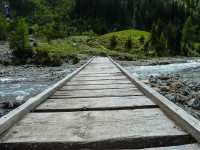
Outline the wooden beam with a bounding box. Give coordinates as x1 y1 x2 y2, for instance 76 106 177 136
109 57 200 143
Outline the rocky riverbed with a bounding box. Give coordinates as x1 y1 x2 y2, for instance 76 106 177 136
119 57 200 120
0 61 87 117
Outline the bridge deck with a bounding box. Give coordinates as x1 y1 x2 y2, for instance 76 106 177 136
0 57 199 149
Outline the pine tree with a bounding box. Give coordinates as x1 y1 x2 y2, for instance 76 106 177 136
124 37 133 51
150 23 158 46
109 35 117 49
182 16 198 55
174 27 182 55
10 18 33 62
33 24 40 38
159 32 165 49
0 14 8 41
139 36 145 46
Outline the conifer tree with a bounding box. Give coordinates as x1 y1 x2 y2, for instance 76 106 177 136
33 24 40 38
125 37 133 51
109 35 117 49
159 32 165 49
182 16 198 55
0 14 8 41
10 18 33 62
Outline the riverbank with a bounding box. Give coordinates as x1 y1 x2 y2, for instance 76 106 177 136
0 60 88 117
119 57 200 120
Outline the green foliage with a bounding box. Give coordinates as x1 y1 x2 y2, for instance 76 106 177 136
33 24 40 38
109 35 117 50
9 18 33 63
0 14 8 41
34 48 63 66
159 32 165 46
182 16 198 55
83 30 97 37
139 36 145 46
124 37 133 51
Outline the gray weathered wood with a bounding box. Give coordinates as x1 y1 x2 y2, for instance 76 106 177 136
66 79 132 85
60 84 135 90
36 96 155 110
0 109 188 144
0 57 198 149
75 72 123 77
72 76 127 81
145 144 200 150
78 70 121 75
0 57 95 135
109 56 200 143
52 88 143 98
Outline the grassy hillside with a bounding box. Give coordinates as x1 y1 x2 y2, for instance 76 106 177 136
36 30 151 61
98 30 150 49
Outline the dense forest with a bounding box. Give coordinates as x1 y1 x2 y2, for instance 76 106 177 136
0 0 200 65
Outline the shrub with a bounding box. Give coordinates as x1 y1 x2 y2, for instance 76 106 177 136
109 35 117 49
34 48 63 66
124 37 133 51
9 18 33 63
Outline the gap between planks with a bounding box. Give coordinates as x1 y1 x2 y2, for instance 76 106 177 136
32 105 159 113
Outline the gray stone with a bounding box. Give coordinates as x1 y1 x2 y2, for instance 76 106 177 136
141 80 150 84
181 89 190 96
159 75 170 80
14 101 24 107
72 43 79 48
166 96 176 102
176 94 189 102
16 95 25 101
3 101 15 109
187 99 200 109
160 86 170 92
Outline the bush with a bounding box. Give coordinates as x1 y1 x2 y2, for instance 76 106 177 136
124 37 133 51
109 35 117 49
0 14 8 41
0 59 11 66
51 55 63 66
9 18 33 63
34 48 63 66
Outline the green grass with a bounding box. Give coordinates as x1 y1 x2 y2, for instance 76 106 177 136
36 30 151 61
97 29 150 54
100 29 150 41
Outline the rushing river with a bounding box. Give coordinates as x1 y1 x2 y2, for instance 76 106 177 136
0 80 57 103
0 58 200 103
124 59 200 79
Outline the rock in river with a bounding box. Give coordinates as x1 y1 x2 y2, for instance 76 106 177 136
160 86 170 92
187 99 200 109
176 94 189 102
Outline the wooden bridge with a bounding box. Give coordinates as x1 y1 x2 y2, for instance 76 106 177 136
0 57 200 149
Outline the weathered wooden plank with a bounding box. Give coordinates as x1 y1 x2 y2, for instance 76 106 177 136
75 72 123 77
109 57 200 143
145 144 200 150
66 79 132 85
78 70 121 75
0 57 96 135
36 96 155 110
51 88 143 98
0 109 191 149
75 72 123 76
60 84 135 90
72 76 127 81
